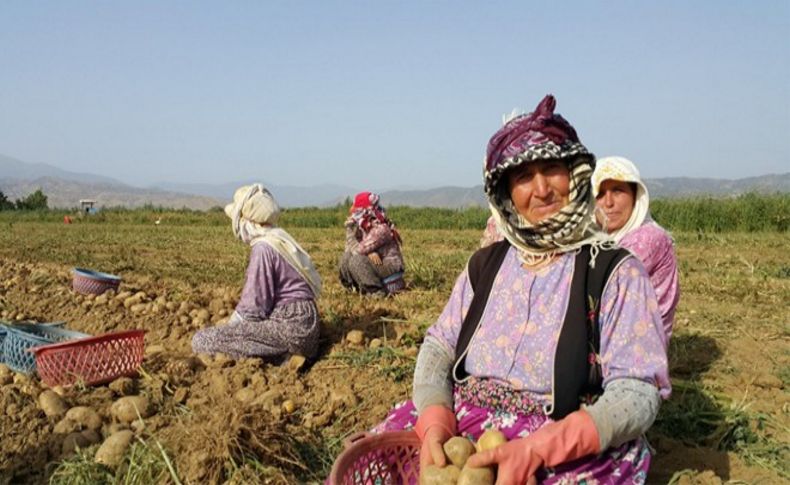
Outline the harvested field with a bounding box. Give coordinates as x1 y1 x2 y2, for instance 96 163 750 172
0 218 788 484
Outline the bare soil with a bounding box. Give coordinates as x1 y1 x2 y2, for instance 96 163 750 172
0 227 787 484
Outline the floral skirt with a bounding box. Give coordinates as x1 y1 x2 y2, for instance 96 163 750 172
370 379 651 485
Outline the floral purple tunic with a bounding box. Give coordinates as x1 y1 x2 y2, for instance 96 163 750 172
429 247 670 404
619 221 680 342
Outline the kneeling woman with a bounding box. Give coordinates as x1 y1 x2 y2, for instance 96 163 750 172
192 184 322 361
339 192 405 295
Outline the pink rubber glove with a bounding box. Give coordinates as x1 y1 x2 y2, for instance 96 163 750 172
414 405 457 471
467 410 600 485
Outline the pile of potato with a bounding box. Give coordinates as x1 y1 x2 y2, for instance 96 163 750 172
420 429 507 485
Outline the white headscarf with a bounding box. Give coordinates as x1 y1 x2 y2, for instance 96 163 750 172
225 184 322 298
591 156 650 243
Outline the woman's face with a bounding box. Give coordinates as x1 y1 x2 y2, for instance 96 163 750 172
507 160 571 224
595 179 636 232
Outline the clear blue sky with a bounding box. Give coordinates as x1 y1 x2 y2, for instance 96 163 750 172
1 1 788 189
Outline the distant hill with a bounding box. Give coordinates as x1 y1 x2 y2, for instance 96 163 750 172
645 173 790 198
0 176 223 210
0 153 124 186
2 152 787 209
379 173 790 208
152 181 359 208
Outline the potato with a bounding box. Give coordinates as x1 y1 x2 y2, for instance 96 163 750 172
443 436 476 468
39 390 67 418
420 463 462 485
95 430 135 467
111 395 151 423
457 465 495 485
476 429 507 452
65 406 102 430
62 432 89 455
443 464 462 483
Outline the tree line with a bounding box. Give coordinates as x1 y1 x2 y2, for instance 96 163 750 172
0 189 48 210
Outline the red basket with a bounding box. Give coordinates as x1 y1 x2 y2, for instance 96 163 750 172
329 431 420 485
30 330 146 387
72 268 122 295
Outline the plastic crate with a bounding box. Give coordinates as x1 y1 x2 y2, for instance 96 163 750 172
32 329 146 387
0 321 66 365
1 323 89 374
329 431 421 485
72 268 121 295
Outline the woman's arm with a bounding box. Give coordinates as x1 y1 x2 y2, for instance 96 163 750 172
356 223 393 255
584 378 661 449
413 335 454 413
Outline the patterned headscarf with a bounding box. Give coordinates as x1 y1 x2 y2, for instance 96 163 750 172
592 156 651 243
350 192 402 245
484 95 609 264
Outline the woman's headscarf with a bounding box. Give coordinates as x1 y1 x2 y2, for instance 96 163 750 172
484 95 609 265
350 192 402 245
225 184 322 297
591 156 651 243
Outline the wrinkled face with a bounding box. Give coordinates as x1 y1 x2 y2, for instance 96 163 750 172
507 160 571 224
595 179 636 232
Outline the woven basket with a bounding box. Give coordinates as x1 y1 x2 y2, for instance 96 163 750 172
32 329 145 387
1 323 89 374
329 431 421 485
72 268 121 295
0 325 6 364
382 272 406 295
0 321 65 365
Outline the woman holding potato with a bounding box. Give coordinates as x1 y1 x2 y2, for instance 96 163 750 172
191 184 322 361
371 96 670 484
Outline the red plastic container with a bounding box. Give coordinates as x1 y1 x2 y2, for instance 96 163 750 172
31 330 145 387
329 431 420 485
72 268 121 295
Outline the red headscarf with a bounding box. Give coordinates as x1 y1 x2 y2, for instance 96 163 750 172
350 192 402 244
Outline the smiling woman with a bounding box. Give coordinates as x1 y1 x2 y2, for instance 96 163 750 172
506 160 570 224
592 156 680 340
342 95 671 485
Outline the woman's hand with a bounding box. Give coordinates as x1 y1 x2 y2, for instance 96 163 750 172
368 253 382 265
414 405 457 471
467 410 601 485
419 425 452 470
466 437 544 485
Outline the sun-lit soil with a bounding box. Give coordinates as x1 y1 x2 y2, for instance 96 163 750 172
0 222 787 484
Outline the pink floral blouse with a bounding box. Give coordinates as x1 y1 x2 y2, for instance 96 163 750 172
619 221 680 341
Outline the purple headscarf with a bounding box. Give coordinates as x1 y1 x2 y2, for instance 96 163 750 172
484 95 593 197
481 95 605 260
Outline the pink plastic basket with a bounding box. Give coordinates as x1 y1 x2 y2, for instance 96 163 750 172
31 330 145 387
329 431 420 485
72 268 121 295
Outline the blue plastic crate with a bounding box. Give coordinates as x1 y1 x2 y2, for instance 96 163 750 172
1 323 89 375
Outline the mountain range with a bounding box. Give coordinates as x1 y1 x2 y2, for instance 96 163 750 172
2 153 788 210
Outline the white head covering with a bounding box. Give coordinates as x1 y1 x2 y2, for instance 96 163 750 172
591 156 650 243
225 184 322 298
